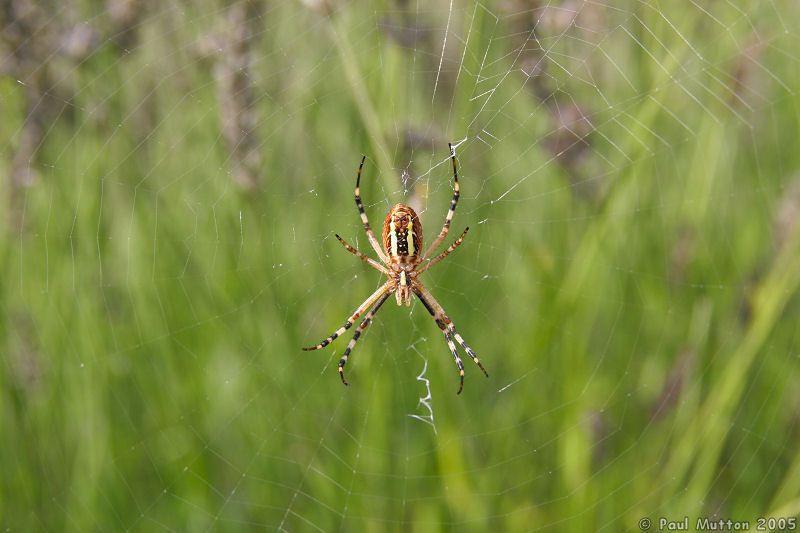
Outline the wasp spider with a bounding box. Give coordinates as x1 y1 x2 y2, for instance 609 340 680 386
303 144 488 394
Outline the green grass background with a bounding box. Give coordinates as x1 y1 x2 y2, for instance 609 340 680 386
3 1 800 531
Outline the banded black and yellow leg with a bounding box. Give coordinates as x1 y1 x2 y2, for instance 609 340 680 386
338 291 391 386
412 281 489 393
334 234 390 275
450 328 488 378
421 143 461 260
354 156 390 264
417 226 469 275
442 323 466 394
302 281 391 351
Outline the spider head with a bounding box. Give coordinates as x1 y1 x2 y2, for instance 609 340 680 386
394 271 412 306
382 204 423 264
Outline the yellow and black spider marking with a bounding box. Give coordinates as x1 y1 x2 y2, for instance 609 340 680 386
382 205 422 263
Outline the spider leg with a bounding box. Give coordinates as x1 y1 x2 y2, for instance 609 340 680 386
355 156 390 264
302 281 392 351
412 281 488 394
443 328 466 394
335 234 390 275
449 329 488 378
421 143 460 261
337 291 391 386
416 226 469 276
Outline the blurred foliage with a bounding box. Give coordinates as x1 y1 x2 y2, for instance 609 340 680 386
2 0 800 531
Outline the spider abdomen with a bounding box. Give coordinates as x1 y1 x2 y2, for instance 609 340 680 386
382 204 423 264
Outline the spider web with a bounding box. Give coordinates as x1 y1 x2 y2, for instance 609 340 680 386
3 0 800 531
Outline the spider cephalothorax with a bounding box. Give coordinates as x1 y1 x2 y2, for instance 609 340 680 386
302 144 488 394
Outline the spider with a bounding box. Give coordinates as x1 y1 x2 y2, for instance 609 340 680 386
303 143 488 394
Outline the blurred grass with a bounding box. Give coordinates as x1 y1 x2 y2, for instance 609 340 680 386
2 1 800 531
